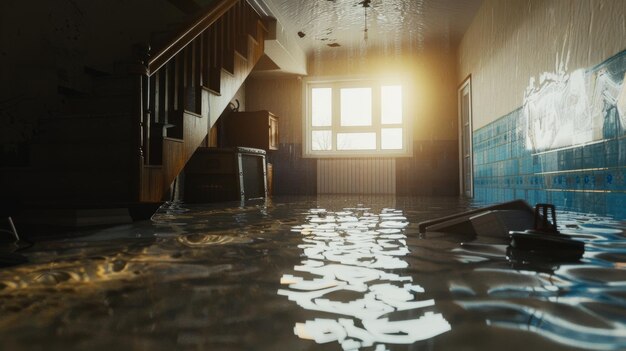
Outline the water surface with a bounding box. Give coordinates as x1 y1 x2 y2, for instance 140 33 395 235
1 195 626 350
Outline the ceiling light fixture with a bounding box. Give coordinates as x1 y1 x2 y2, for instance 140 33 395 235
361 0 371 42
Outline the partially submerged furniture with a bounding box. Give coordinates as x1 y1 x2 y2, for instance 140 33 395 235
183 147 267 203
217 110 279 195
418 200 585 261
221 110 279 151
418 199 535 236
509 203 584 261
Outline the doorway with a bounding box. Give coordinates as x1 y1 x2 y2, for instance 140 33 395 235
458 77 473 197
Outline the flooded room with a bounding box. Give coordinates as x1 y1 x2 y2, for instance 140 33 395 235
1 0 626 350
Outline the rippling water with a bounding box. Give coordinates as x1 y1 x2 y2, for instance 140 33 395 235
1 195 626 350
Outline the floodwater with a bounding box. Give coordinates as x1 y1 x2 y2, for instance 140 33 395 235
1 195 626 350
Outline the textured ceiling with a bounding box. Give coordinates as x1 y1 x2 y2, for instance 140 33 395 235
263 0 483 54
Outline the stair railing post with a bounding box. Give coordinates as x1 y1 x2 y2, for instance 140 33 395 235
130 43 151 201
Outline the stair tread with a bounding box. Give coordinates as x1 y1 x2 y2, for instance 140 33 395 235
179 109 203 118
234 50 248 61
246 33 258 45
202 85 221 96
222 66 235 76
163 136 184 143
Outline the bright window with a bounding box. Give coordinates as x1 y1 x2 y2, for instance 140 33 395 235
337 132 377 150
311 88 332 127
340 88 372 126
304 78 411 157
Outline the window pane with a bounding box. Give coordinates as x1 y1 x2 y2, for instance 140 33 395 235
337 133 376 150
381 85 402 124
312 130 332 151
381 128 403 149
312 88 332 127
341 88 372 126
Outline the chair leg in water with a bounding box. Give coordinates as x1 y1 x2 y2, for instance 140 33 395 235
6 216 20 242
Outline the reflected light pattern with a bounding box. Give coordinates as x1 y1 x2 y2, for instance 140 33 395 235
278 207 451 350
459 298 626 351
3 199 626 350
450 211 626 351
523 52 626 151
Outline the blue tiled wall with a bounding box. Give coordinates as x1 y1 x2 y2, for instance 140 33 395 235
473 52 626 219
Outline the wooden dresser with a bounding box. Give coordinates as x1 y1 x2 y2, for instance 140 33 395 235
220 110 278 195
222 110 278 151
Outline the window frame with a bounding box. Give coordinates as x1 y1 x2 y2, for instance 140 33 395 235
302 76 413 158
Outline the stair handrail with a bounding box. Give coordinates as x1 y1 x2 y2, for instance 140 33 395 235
147 0 238 75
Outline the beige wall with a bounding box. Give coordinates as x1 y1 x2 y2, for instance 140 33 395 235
245 42 459 144
245 76 303 144
308 44 459 141
459 0 626 129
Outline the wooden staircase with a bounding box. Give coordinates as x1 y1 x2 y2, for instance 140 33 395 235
20 0 267 207
136 0 266 202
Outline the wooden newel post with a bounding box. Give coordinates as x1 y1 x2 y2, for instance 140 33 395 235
130 43 151 202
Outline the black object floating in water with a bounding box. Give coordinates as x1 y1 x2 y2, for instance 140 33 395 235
417 199 534 235
509 204 584 261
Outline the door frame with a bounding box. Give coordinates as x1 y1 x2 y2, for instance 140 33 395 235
458 76 473 197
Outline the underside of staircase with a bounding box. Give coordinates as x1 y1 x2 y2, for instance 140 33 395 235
9 0 267 212
139 0 267 202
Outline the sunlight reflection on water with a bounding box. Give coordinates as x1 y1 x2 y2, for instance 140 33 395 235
1 197 626 350
278 207 450 350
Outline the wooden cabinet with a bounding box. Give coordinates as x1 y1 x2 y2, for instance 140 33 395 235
184 147 267 203
222 110 278 151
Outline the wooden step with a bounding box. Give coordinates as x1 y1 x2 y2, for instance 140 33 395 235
235 33 248 56
208 34 263 125
207 67 222 95
203 85 221 96
234 49 248 61
221 66 235 77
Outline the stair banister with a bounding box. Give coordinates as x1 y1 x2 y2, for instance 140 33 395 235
131 0 266 202
147 0 238 75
